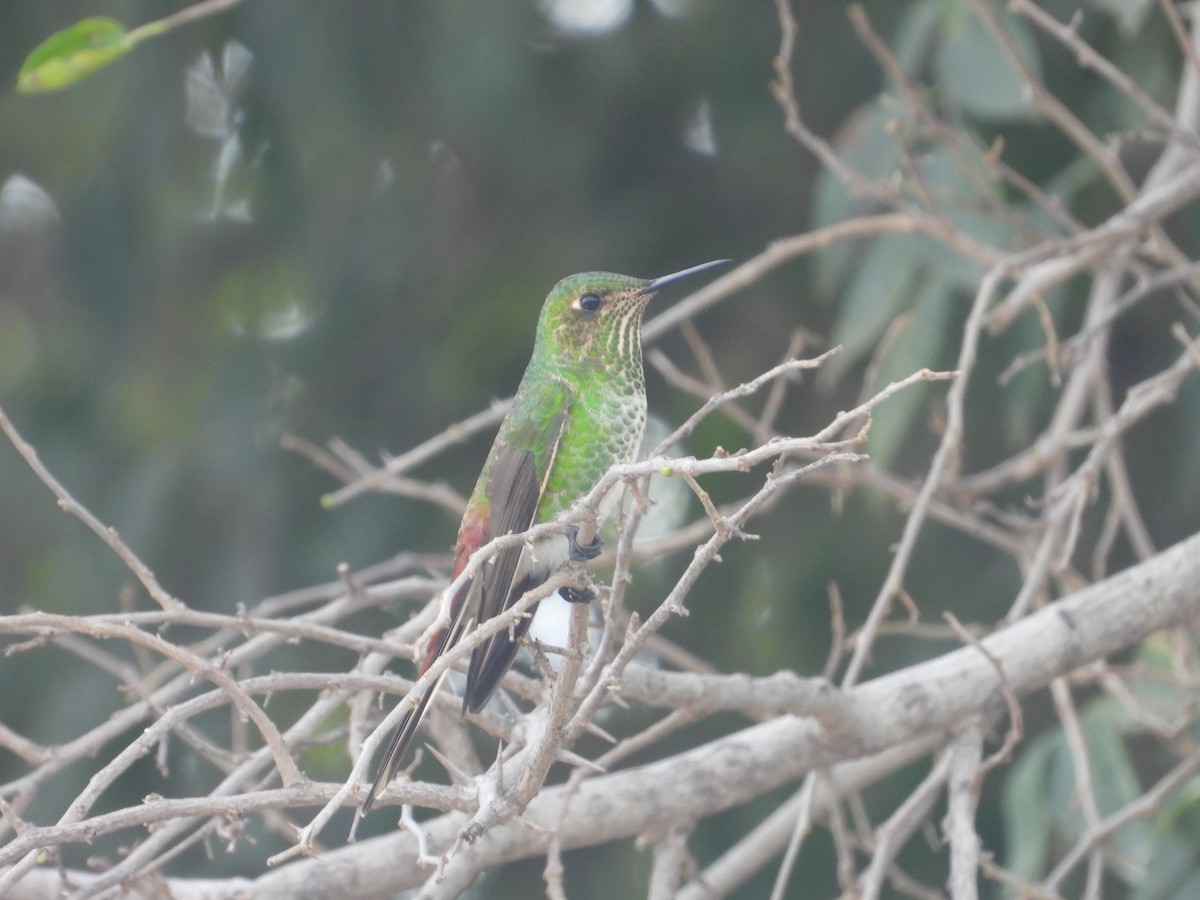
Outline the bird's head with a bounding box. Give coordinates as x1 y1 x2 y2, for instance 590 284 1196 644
534 260 729 374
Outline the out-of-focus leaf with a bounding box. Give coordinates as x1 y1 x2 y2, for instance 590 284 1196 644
817 143 1007 386
0 304 37 394
1085 0 1155 37
811 102 905 295
1003 688 1190 893
1131 843 1200 900
213 258 321 342
813 116 1004 309
0 173 61 231
1003 730 1059 881
681 95 717 157
936 9 1041 121
17 16 167 93
1151 774 1200 845
998 311 1056 448
913 147 1011 261
1082 705 1153 881
859 275 956 470
892 0 942 72
1128 633 1194 713
17 18 133 93
186 42 253 139
820 233 924 386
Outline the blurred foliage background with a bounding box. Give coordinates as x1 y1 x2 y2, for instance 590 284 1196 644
3 0 1200 896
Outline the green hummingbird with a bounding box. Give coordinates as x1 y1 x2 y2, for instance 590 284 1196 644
360 259 729 813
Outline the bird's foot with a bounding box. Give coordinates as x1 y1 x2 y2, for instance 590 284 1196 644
561 585 596 604
566 524 602 561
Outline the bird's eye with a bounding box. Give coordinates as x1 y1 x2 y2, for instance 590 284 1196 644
579 293 602 312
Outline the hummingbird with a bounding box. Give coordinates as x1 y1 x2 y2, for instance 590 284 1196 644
360 259 729 813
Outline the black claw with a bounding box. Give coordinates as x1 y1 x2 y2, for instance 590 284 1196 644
562 586 596 604
566 524 602 561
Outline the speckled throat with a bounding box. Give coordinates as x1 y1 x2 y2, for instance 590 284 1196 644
536 300 649 522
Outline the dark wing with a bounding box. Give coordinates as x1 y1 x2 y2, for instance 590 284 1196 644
361 406 567 813
360 589 475 814
462 411 566 713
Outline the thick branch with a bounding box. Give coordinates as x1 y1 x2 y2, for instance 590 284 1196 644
240 530 1200 896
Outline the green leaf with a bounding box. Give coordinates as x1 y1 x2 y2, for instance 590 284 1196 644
1082 706 1152 882
859 275 957 470
1131 843 1200 900
811 101 905 295
18 17 140 93
213 257 320 342
891 0 942 72
935 9 1041 121
1084 0 1155 37
912 147 1011 264
998 311 1056 447
820 233 925 386
1003 730 1059 881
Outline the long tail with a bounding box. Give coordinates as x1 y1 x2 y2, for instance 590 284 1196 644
360 591 473 814
359 665 451 814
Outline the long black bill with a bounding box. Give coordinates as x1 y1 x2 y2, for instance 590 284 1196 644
637 258 731 296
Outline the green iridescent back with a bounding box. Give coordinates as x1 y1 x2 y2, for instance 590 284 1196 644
478 271 652 523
